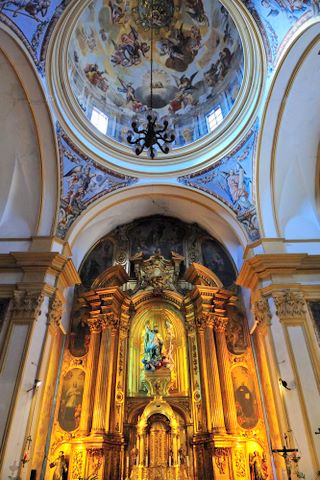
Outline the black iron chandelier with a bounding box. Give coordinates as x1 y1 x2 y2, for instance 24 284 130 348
127 2 175 159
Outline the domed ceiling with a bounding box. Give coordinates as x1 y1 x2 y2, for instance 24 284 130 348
67 0 244 150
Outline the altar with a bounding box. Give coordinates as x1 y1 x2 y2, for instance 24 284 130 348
129 465 190 480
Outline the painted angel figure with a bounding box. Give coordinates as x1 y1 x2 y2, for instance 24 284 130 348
0 0 50 21
117 77 145 112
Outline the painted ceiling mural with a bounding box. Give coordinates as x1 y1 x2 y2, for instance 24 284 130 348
178 122 260 241
67 0 244 147
0 0 319 241
56 125 138 239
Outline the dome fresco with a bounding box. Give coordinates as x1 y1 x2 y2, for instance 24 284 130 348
67 0 244 149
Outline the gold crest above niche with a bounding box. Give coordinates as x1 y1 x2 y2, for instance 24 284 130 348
130 249 184 293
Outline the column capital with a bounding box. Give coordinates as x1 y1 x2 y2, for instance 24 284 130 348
12 289 45 319
213 316 229 333
88 316 102 333
272 290 306 319
196 312 215 330
100 313 117 330
252 298 271 334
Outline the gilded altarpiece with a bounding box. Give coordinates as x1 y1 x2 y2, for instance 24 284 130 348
45 248 273 480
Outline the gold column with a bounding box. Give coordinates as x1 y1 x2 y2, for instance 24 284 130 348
79 316 101 435
104 316 117 433
214 316 238 434
253 299 284 477
197 317 213 433
137 430 144 465
91 319 110 435
30 293 63 474
205 315 226 434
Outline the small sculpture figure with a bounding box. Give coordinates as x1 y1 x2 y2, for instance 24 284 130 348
50 451 68 480
178 447 186 465
130 446 139 466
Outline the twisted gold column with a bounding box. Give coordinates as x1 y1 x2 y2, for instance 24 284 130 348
79 317 101 435
214 317 238 434
205 316 226 433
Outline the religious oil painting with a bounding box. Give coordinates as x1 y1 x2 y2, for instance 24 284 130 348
80 238 114 289
58 368 85 432
69 308 90 357
201 238 236 287
129 216 185 259
225 306 247 355
308 301 320 347
232 366 258 429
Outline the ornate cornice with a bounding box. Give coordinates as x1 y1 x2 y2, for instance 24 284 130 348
272 290 306 319
237 253 320 291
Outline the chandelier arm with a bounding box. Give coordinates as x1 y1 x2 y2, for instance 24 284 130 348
132 124 146 134
127 137 143 145
156 141 169 154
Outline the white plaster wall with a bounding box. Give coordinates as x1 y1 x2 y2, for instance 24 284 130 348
0 50 40 238
287 325 320 466
0 297 49 479
269 304 318 476
0 323 28 448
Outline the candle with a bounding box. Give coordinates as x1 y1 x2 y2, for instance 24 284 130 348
126 456 129 469
145 455 148 467
169 456 171 467
186 456 190 467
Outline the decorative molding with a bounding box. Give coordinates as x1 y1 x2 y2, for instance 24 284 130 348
87 317 102 333
252 298 271 331
214 447 228 474
213 316 229 333
130 250 184 294
47 294 63 328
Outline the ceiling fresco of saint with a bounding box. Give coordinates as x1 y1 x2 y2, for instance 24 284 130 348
0 0 318 242
67 0 244 148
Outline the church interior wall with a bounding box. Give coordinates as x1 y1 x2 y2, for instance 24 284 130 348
0 2 319 479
